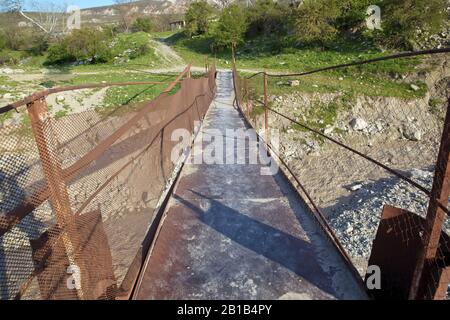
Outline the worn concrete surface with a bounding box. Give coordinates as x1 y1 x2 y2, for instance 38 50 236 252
134 72 368 300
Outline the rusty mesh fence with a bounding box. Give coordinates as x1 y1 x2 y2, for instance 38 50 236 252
233 49 450 299
0 65 217 300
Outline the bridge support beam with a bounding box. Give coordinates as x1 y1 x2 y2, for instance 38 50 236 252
409 97 450 299
264 72 269 150
27 98 85 300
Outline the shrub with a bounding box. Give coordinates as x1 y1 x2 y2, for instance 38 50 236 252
2 27 26 50
294 0 342 47
27 33 49 56
246 0 292 38
185 0 215 37
0 51 19 66
46 41 74 64
129 43 151 59
132 17 154 33
46 27 113 65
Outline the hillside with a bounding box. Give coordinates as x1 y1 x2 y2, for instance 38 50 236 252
81 0 188 26
0 0 189 31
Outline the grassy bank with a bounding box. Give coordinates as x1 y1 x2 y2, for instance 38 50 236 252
168 32 429 100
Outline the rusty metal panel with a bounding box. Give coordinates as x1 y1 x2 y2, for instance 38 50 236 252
366 205 450 300
0 65 217 300
30 211 116 300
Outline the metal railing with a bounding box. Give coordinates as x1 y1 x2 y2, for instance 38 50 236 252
232 48 450 300
0 63 217 300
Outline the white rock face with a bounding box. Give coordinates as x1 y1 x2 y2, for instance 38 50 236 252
350 118 368 131
410 84 420 91
288 80 300 87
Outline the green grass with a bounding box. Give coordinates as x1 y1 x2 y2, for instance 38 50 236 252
54 103 72 119
71 32 167 73
166 33 226 67
291 101 341 131
150 30 178 39
1 32 170 73
0 49 48 71
428 97 446 121
243 72 427 100
64 71 180 112
0 75 18 93
169 32 429 99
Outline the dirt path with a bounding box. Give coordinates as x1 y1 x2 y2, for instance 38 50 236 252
151 39 185 65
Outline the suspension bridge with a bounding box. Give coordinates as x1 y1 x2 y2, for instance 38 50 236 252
0 48 449 300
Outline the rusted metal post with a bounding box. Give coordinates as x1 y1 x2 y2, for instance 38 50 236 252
231 45 236 66
244 79 249 119
27 97 85 300
409 97 450 299
264 72 269 148
163 64 191 94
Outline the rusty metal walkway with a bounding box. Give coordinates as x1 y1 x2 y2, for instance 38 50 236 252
133 72 368 300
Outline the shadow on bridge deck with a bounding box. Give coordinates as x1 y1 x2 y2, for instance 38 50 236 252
133 72 368 300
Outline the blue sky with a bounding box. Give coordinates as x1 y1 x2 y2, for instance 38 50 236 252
24 0 119 10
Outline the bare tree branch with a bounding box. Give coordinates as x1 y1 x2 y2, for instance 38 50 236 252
1 0 67 35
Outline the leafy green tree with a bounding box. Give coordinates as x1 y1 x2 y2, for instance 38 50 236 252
132 17 154 33
246 0 292 37
185 0 215 37
213 4 248 54
379 0 447 49
294 0 342 46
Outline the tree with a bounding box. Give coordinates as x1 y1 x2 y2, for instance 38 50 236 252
185 0 215 37
132 17 154 33
1 25 25 50
294 0 341 46
213 4 248 56
246 0 292 37
1 0 66 35
115 0 139 33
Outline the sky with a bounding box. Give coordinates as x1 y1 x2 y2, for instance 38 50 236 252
23 0 123 10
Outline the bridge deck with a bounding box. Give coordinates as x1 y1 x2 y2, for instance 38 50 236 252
133 72 368 300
